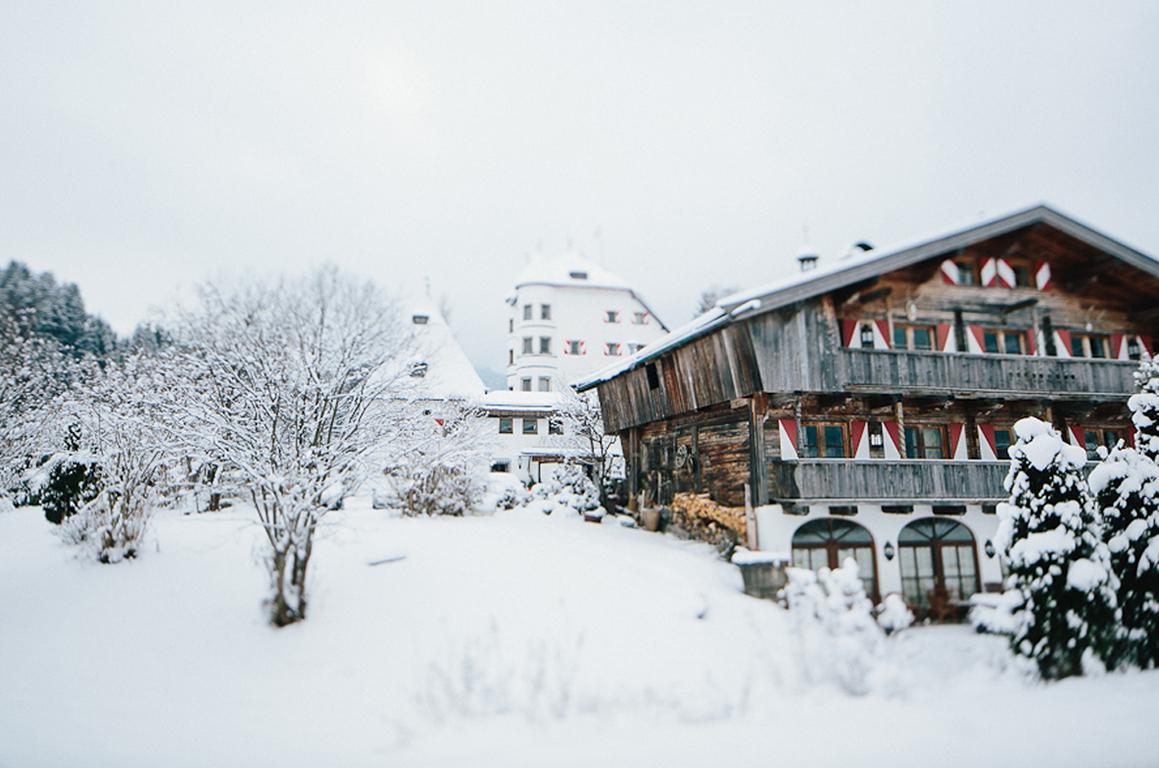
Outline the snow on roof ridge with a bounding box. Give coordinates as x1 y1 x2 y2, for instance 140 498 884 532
575 202 1159 391
514 252 630 291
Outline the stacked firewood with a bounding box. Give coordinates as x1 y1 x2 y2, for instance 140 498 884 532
669 492 746 551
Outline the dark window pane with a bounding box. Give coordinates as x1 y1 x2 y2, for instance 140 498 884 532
1003 333 1022 354
984 331 999 353
1090 336 1106 358
893 326 906 349
912 327 932 351
823 425 845 458
993 429 1012 458
1071 336 1085 357
922 427 944 459
800 425 820 458
1084 430 1099 459
905 427 920 459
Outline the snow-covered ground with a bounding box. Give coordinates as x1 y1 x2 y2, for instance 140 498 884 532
2 498 1158 767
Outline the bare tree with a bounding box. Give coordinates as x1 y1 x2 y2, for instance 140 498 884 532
173 267 416 626
0 311 72 498
694 284 738 317
557 388 618 500
57 352 177 562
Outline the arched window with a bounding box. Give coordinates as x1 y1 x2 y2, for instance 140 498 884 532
791 518 878 600
898 518 980 612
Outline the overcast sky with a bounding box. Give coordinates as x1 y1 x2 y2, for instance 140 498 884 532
3 1 1158 378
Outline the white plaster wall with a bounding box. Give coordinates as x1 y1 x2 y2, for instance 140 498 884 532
505 283 666 390
754 503 1004 598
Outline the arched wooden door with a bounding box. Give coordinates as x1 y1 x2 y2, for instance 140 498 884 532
898 518 980 612
791 518 879 601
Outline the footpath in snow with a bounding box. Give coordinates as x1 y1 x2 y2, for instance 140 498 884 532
1 499 1158 767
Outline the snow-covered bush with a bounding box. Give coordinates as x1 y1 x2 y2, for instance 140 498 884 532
53 352 177 563
969 590 1022 636
37 451 103 525
529 462 601 514
875 593 914 636
494 483 530 511
782 559 888 695
384 404 490 517
174 268 418 626
995 417 1120 678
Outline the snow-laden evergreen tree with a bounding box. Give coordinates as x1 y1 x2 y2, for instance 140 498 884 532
995 418 1120 678
1090 355 1159 668
1132 353 1159 463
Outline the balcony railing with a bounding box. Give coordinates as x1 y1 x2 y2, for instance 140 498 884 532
769 459 1010 503
837 349 1137 399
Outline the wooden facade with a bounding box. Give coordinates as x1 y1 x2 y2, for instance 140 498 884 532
584 212 1159 514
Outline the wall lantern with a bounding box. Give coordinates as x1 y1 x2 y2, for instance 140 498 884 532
883 541 895 561
984 539 996 558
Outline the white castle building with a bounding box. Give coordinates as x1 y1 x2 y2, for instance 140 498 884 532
480 253 666 483
504 253 669 392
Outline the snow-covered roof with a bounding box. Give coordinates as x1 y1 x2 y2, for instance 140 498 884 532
574 203 1159 391
514 252 631 291
376 298 486 400
480 390 563 413
512 251 670 332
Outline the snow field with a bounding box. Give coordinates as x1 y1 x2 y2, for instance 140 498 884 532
2 499 1159 767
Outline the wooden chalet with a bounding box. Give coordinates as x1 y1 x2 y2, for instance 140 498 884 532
575 204 1159 612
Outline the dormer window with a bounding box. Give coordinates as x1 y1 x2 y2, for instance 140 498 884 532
605 342 622 356
605 310 620 323
569 270 588 280
633 311 648 325
412 314 429 325
409 361 429 377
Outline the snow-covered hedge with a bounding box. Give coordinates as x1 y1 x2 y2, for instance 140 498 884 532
782 559 895 695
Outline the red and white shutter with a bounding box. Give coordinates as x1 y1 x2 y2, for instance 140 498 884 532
1112 333 1127 360
579 340 586 355
980 257 998 287
1025 329 1036 356
840 319 860 348
1067 423 1084 449
881 421 902 459
981 257 1015 288
949 423 968 460
996 258 1016 288
779 419 799 460
966 326 986 354
1053 329 1073 358
940 259 961 285
1139 336 1153 357
977 424 998 461
1034 260 1052 290
936 323 956 353
873 319 890 350
851 420 869 459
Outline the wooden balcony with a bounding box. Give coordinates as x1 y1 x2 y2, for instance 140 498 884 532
837 349 1137 399
769 459 1010 503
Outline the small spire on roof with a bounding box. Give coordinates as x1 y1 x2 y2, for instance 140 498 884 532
796 225 819 272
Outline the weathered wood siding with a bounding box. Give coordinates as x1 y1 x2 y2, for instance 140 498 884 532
840 349 1136 399
630 403 751 508
597 324 761 433
769 460 1009 502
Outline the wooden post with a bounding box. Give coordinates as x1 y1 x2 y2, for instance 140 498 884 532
748 393 769 506
744 482 758 550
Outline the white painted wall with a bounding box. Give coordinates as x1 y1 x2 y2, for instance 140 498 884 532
505 274 667 390
753 503 1004 599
